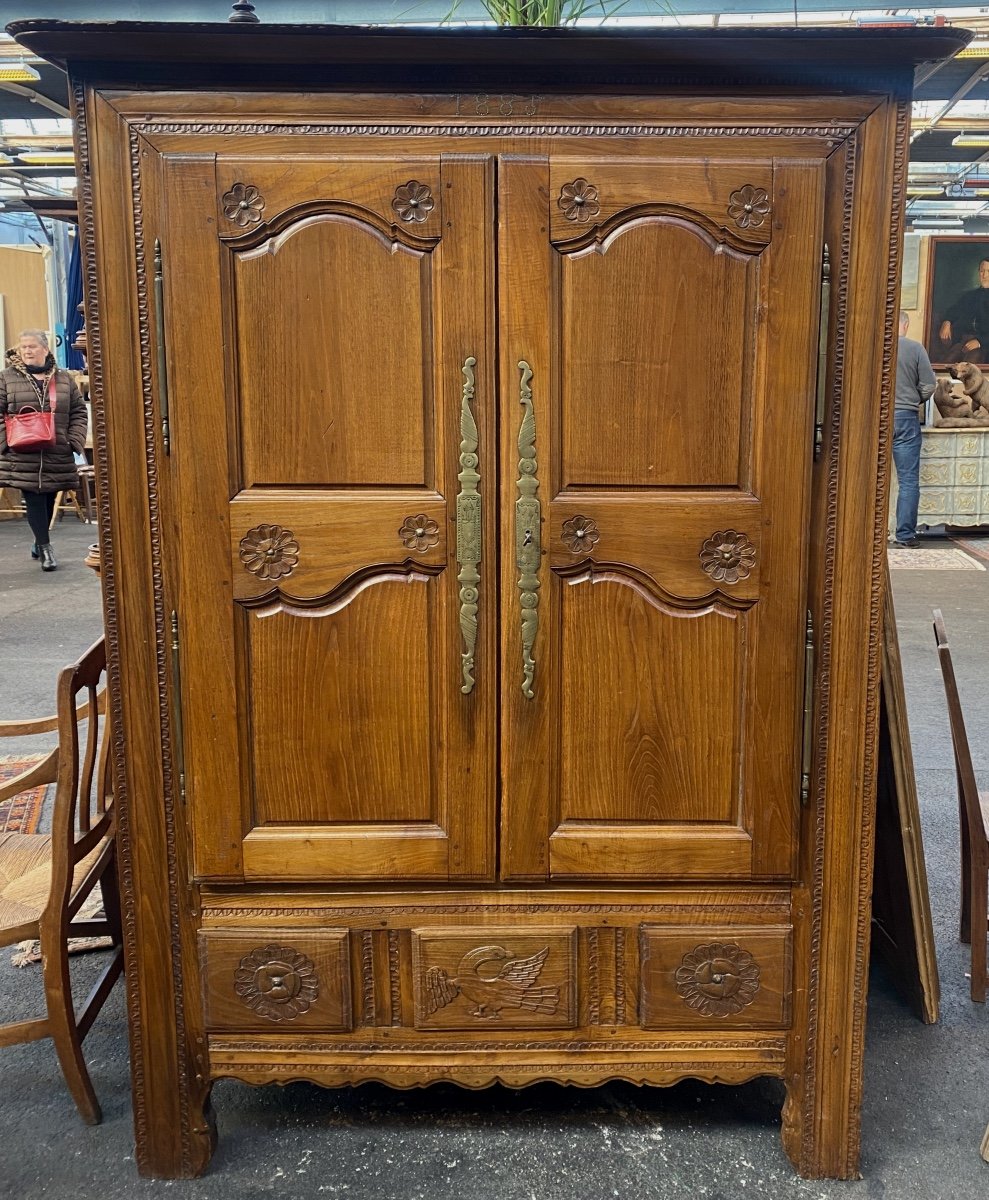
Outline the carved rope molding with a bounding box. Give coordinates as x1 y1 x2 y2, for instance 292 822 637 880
849 98 911 1175
129 124 198 1172
797 129 858 1174
138 121 858 140
209 1037 787 1053
77 82 151 1172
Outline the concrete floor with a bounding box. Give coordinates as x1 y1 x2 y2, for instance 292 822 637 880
0 515 987 1199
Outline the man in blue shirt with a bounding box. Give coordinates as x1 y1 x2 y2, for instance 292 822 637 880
892 311 936 547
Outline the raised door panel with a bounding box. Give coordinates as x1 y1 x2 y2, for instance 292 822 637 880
499 150 823 882
157 149 496 882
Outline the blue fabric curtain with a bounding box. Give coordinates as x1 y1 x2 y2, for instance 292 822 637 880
64 233 85 370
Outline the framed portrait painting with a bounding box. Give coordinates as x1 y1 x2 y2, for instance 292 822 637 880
925 236 989 368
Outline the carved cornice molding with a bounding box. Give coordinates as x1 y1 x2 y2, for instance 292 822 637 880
202 902 792 919
209 1037 787 1054
136 120 857 141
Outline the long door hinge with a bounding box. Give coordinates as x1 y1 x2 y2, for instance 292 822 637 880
800 610 815 806
170 610 186 805
153 239 171 455
814 244 831 461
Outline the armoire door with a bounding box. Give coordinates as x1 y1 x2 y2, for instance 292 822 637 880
154 147 497 882
497 149 825 882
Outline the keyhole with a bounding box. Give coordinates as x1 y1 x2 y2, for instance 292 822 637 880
523 529 533 546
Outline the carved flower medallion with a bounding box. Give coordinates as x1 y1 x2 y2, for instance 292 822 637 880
234 945 319 1023
699 529 756 585
400 513 440 553
561 514 600 555
558 177 601 223
239 524 300 581
728 185 770 230
222 182 265 227
392 180 435 223
675 942 761 1018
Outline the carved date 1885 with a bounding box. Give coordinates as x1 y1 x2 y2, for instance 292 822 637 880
455 94 542 117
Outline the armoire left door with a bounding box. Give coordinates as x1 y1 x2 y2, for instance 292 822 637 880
149 144 498 883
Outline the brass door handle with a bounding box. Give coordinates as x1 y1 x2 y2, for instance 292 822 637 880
456 356 481 694
516 360 540 699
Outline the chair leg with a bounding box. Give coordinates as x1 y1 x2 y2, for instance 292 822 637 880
99 857 123 946
40 926 102 1124
961 798 973 945
970 867 988 1004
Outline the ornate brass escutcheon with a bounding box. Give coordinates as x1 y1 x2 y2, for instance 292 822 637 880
456 356 481 694
516 361 540 699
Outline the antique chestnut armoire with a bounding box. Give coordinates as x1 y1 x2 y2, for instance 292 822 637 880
13 16 968 1180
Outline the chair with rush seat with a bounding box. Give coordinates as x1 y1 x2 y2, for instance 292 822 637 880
0 637 123 1122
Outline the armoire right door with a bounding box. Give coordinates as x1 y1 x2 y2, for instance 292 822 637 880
496 146 826 883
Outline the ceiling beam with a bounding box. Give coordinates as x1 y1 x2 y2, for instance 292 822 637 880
910 61 989 143
0 81 69 118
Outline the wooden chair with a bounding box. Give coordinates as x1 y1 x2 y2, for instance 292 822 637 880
0 637 124 1122
932 609 989 1003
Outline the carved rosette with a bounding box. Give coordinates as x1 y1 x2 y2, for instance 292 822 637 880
400 514 440 553
675 942 761 1018
239 524 299 581
561 514 600 555
728 185 770 230
234 945 319 1023
699 529 756 585
558 177 601 223
221 182 265 227
392 180 434 223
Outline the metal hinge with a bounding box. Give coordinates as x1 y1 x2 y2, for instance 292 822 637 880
800 611 815 806
170 610 186 805
153 239 171 455
814 244 831 461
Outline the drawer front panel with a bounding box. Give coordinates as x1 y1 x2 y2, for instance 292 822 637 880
411 927 577 1030
640 925 792 1029
201 929 352 1032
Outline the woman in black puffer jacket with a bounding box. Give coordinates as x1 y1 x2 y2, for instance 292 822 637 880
0 330 88 572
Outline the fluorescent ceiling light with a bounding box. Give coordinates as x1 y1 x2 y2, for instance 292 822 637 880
0 61 40 83
17 151 75 166
0 152 13 165
951 134 989 147
908 187 944 196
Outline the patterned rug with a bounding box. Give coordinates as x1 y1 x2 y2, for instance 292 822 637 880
887 546 986 571
0 754 47 834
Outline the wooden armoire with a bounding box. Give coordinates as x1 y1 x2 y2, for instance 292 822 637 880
13 17 968 1180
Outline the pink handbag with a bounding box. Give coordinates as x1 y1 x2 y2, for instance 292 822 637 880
4 376 57 451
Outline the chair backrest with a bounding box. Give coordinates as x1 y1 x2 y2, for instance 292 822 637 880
46 637 112 916
932 610 984 852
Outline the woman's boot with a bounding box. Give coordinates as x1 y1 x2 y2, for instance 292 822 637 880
40 545 57 572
